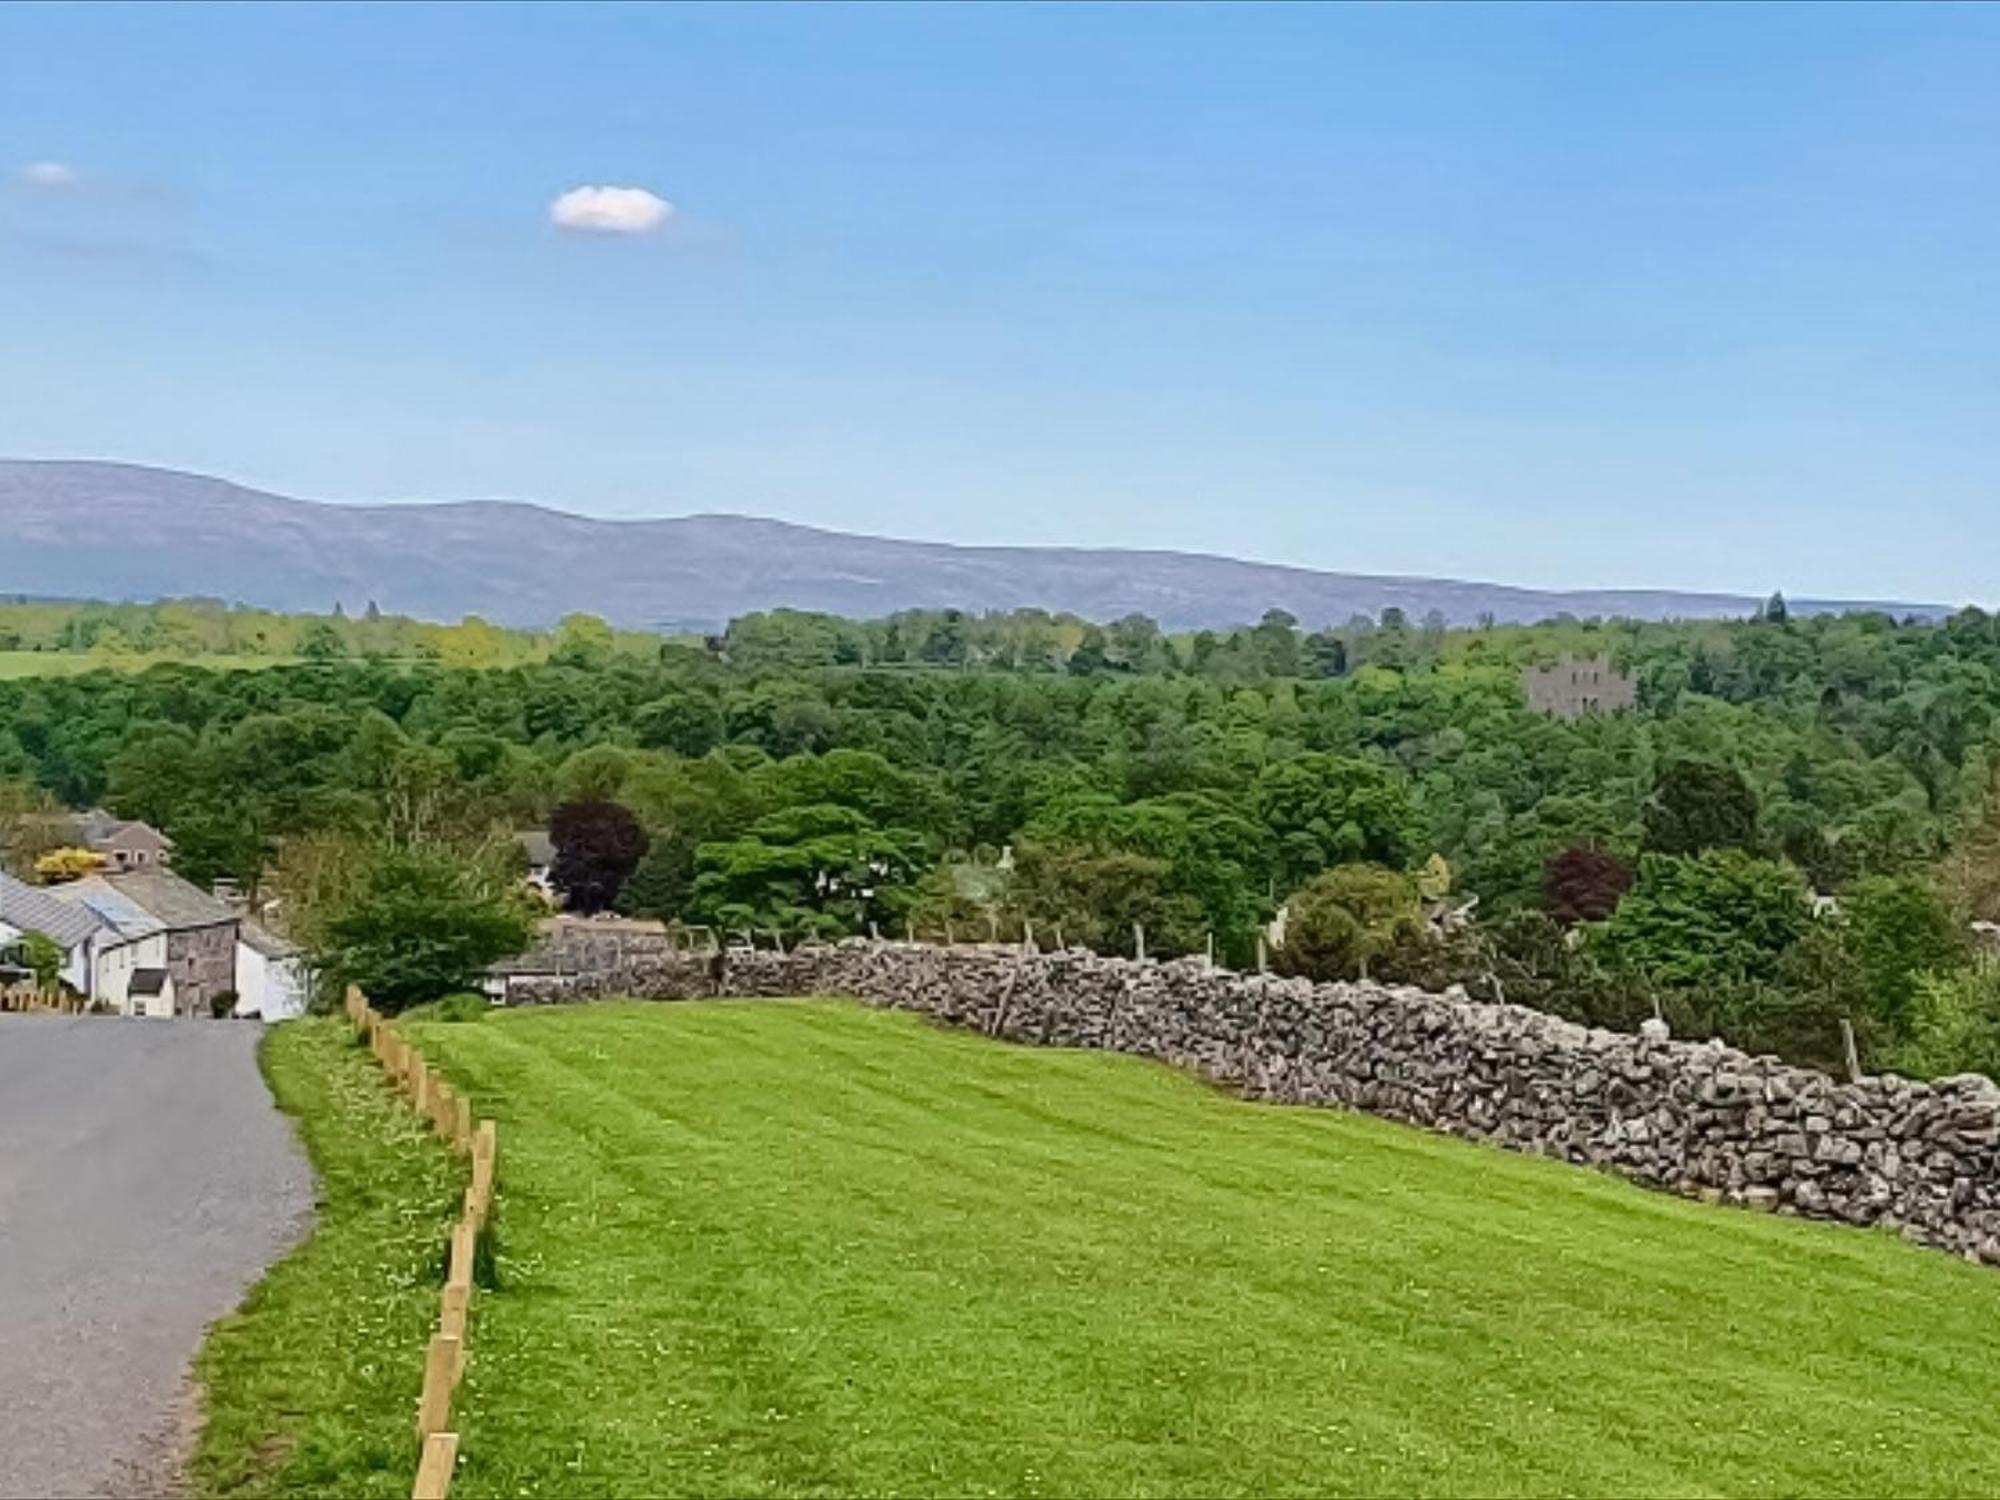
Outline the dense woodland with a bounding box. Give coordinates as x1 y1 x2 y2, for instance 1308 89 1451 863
4 597 2000 1077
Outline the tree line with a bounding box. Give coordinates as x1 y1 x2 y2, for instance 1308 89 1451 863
2 600 1997 1074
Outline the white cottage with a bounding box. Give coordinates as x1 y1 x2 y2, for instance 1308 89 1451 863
235 921 310 1020
0 870 105 996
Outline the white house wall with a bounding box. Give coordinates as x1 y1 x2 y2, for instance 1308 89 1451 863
235 945 310 1021
0 917 95 997
96 934 169 1014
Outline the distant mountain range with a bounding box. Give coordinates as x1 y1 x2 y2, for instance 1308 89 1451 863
0 460 1948 632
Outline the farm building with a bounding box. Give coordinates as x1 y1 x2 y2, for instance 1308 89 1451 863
52 869 240 1017
67 808 176 871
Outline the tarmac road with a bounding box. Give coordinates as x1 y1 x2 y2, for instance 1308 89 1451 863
0 1016 313 1499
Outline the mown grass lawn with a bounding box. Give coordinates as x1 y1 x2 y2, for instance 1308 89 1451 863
191 1020 462 1498
401 998 2000 1499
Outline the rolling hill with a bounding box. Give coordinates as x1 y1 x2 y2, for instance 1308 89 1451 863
0 460 1942 631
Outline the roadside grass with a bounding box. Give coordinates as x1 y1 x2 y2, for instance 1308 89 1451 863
405 998 2000 1499
190 1018 461 1499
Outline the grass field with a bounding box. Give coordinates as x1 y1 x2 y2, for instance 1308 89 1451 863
0 650 296 678
192 1021 462 1498
381 998 2000 1499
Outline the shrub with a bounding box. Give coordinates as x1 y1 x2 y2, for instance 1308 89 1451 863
1276 865 1423 982
1840 875 1968 1035
1883 963 2000 1082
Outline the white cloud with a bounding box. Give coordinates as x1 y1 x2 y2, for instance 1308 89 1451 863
549 184 673 235
19 161 78 188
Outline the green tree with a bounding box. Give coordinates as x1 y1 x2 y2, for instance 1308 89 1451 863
1642 761 1760 857
634 693 724 757
1841 876 1968 1035
312 843 535 1014
1886 963 2000 1081
1004 841 1205 957
297 620 347 661
690 804 926 938
549 612 616 670
1593 851 1810 988
1253 754 1414 891
22 930 64 994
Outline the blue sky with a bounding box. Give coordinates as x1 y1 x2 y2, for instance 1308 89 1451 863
2 2 1995 603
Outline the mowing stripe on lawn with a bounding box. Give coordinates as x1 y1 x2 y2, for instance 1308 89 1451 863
400 999 2000 1499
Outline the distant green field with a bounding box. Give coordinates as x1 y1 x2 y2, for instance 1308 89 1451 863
0 650 296 678
384 999 2000 1499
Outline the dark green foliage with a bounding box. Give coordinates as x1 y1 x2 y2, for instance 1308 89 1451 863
633 692 724 756
1643 761 1761 857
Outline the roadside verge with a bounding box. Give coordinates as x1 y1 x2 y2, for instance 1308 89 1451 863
189 1019 461 1499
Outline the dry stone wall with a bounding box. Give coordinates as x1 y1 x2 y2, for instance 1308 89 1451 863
505 940 2000 1265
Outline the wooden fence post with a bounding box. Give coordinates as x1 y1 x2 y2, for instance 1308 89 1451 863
1132 922 1146 963
468 1120 497 1226
413 1431 459 1500
439 1282 469 1342
1840 1017 1863 1082
415 1333 462 1438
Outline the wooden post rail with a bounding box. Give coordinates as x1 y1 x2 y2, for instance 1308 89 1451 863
344 985 495 1499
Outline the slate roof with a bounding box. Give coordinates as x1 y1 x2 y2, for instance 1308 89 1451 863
56 869 236 935
103 869 235 928
0 871 107 950
69 807 174 851
130 967 170 997
239 919 299 961
52 879 163 941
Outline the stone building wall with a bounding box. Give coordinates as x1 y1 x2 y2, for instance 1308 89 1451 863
1523 654 1637 718
504 940 2000 1265
166 920 239 1015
